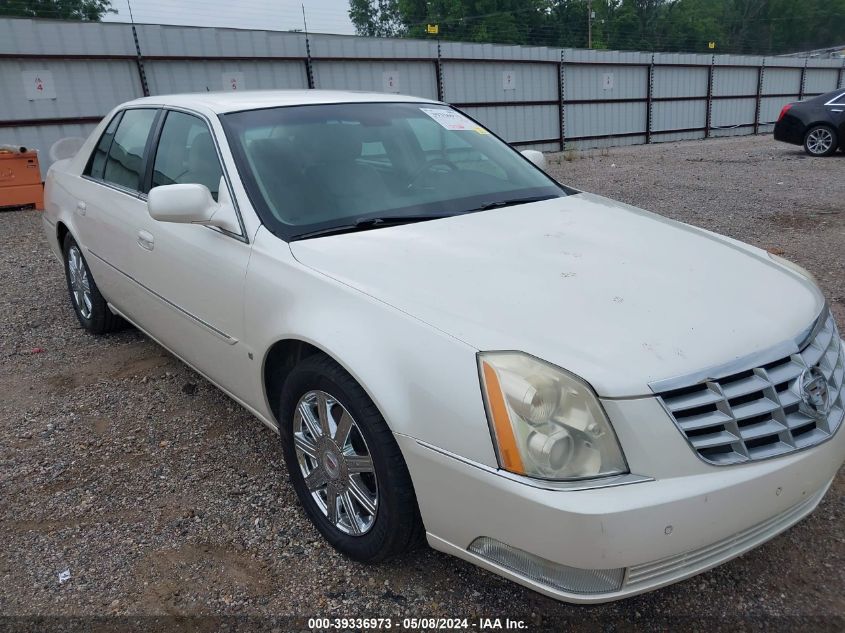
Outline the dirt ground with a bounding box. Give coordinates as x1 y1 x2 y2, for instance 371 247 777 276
1 134 843 632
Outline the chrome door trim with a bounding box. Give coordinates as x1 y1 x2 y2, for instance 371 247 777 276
80 175 144 200
823 92 845 106
87 248 239 345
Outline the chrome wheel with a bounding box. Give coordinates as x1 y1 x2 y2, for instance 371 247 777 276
67 245 93 320
806 127 834 155
293 390 378 535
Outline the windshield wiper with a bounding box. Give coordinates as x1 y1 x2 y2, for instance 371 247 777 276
291 214 453 241
473 194 560 212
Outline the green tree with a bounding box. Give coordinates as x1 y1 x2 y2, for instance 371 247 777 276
352 0 845 54
0 0 115 20
398 0 553 44
349 0 404 37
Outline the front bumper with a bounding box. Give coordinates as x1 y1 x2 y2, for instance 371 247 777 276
396 383 845 603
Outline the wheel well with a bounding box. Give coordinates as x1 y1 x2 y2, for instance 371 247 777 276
56 221 69 249
263 339 324 422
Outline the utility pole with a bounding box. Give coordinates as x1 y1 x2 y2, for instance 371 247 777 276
587 0 593 49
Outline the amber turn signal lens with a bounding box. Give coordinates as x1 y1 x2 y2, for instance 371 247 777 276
481 361 525 473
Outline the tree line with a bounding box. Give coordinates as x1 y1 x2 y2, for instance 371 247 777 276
349 0 845 55
0 0 114 21
2 0 842 56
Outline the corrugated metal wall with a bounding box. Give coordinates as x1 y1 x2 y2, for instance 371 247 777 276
562 50 651 148
649 54 709 143
1 17 843 176
310 34 438 99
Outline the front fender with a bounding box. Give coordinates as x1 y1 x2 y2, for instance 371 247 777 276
244 226 498 468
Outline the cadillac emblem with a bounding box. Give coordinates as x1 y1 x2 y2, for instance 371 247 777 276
798 366 831 418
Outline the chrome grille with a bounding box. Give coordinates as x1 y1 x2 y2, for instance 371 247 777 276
656 310 844 465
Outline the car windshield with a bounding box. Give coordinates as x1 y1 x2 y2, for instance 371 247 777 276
220 102 567 240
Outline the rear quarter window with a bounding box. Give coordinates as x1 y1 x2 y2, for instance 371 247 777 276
85 112 122 180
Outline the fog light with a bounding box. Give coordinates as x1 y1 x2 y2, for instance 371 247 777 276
468 537 624 595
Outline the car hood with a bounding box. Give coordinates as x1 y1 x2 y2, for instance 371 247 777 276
289 193 824 397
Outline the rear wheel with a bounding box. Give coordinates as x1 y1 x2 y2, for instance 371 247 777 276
62 234 124 334
803 125 838 157
278 354 423 562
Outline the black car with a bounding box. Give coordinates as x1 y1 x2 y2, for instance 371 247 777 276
774 88 845 156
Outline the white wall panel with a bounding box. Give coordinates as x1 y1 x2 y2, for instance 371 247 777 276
2 17 843 174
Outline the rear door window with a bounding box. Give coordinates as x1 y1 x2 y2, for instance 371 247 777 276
102 109 158 192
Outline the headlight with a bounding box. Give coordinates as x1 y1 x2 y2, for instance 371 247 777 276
767 252 818 286
478 352 627 480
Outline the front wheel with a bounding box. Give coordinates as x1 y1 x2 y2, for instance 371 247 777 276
62 234 124 334
278 354 423 562
803 125 838 157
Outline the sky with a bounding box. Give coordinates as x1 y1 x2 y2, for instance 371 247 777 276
103 0 356 35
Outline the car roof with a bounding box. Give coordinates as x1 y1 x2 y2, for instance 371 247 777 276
125 90 441 114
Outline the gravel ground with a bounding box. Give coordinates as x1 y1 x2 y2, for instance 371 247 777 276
1 134 843 632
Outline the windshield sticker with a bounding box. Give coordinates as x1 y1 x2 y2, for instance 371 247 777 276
473 126 490 135
420 107 478 131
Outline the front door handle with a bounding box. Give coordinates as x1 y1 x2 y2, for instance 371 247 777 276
137 230 155 251
76 201 86 216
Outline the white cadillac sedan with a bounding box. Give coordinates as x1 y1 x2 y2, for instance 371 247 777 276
43 91 844 603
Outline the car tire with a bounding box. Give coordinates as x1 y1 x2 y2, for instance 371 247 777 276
803 125 838 157
278 353 423 562
62 233 125 334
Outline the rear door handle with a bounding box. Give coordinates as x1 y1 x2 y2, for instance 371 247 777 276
137 230 155 251
75 201 86 216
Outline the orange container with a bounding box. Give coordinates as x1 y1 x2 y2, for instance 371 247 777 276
0 151 44 210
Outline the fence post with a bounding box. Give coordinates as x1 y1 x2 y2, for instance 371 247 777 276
838 60 844 89
798 58 807 100
558 50 566 152
754 58 764 135
646 53 654 144
705 55 714 138
303 33 315 89
435 40 444 102
129 23 150 97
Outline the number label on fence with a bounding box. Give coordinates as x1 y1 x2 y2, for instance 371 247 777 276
382 71 400 93
222 72 245 91
22 70 56 100
502 70 516 91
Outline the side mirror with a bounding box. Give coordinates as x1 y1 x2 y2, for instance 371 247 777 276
520 149 546 170
147 181 239 233
148 183 216 224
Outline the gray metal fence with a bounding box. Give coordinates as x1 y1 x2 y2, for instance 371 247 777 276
1 17 843 177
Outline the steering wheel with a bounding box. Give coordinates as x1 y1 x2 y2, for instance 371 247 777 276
408 158 458 188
